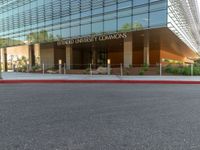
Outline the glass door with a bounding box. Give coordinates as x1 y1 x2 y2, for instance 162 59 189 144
97 48 107 67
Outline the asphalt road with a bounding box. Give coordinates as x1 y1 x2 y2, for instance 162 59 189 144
0 84 200 150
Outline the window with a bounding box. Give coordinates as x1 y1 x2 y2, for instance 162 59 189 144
61 28 70 39
81 24 91 35
133 13 148 30
118 16 132 32
134 0 148 6
150 10 167 27
71 26 80 37
92 22 103 34
104 19 117 32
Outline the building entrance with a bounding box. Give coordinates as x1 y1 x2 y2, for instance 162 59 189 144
71 39 123 69
72 44 108 69
96 48 107 67
92 44 108 68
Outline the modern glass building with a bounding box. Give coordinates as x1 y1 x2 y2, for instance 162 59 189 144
0 0 199 70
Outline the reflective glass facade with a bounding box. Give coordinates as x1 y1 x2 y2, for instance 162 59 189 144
0 0 167 47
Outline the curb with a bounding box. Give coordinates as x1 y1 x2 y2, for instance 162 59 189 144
0 80 200 84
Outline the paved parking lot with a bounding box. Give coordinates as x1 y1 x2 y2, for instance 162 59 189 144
0 83 200 150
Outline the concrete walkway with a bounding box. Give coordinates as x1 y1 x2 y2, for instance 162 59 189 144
1 72 200 81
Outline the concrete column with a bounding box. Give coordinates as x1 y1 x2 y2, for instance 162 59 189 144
2 48 7 72
40 44 54 68
144 30 150 65
28 44 35 69
34 43 41 65
123 32 133 67
66 46 73 70
28 45 32 69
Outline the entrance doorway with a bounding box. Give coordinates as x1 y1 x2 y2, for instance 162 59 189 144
72 39 123 69
96 48 107 67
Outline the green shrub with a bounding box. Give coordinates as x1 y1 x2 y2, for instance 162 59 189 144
164 65 174 73
143 66 149 71
164 65 193 75
32 65 41 72
194 67 200 75
17 65 27 72
143 63 148 68
182 67 191 75
128 64 133 68
138 68 145 75
139 70 144 75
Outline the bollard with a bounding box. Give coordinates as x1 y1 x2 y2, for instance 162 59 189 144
90 64 92 75
27 64 29 73
191 64 194 76
16 65 18 72
120 63 123 76
59 65 62 74
13 64 16 72
64 63 66 74
42 63 45 74
26 61 30 73
59 60 62 74
107 59 111 75
160 63 162 76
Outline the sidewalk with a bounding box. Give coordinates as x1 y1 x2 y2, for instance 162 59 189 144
1 72 200 84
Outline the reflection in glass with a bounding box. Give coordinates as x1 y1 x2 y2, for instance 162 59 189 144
0 0 168 47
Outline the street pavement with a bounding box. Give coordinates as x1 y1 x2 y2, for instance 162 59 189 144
0 83 200 149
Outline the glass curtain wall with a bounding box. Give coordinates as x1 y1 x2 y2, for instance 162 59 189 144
0 0 167 48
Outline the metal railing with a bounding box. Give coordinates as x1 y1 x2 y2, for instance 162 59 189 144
7 63 199 76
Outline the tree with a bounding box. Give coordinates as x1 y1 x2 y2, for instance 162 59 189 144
132 22 144 30
120 22 144 32
119 23 132 32
26 30 55 43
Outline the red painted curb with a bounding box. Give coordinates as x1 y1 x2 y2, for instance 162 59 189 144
0 80 200 84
